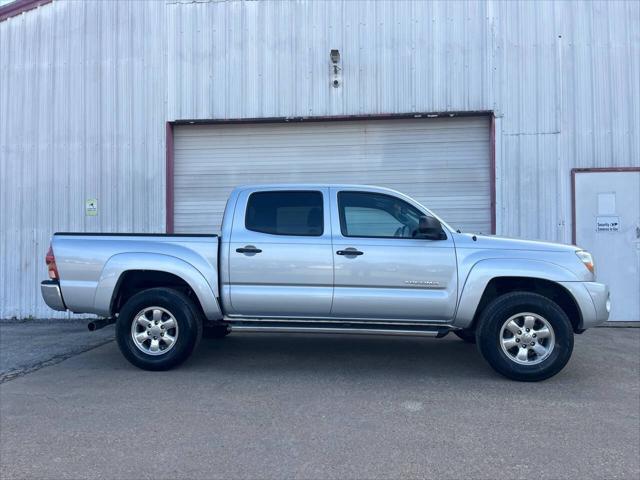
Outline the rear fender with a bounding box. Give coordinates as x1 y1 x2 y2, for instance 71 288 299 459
454 258 579 328
94 253 223 320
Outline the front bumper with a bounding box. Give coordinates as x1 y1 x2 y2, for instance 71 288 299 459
41 280 67 311
559 281 610 329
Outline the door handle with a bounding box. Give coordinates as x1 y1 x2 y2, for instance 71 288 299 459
236 246 262 254
336 249 363 256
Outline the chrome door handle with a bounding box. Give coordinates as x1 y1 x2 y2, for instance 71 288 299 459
336 249 363 256
236 246 262 254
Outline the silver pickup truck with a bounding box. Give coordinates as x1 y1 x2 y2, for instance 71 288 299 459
41 184 610 381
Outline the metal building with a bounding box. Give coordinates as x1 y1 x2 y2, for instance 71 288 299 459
1 0 638 320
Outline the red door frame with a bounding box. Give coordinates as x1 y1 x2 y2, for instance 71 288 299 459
165 122 175 233
571 167 640 244
0 0 52 22
165 111 497 234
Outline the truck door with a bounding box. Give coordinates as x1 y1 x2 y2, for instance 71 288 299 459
226 187 334 317
330 188 458 321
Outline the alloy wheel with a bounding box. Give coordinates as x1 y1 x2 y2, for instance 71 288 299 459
130 306 179 356
499 312 555 365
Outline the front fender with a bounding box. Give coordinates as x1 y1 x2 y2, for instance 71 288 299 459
93 253 223 320
453 258 579 328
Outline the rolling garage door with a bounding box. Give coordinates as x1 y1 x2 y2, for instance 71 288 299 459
173 116 491 234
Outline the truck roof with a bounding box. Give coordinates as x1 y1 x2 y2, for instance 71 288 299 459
232 184 398 192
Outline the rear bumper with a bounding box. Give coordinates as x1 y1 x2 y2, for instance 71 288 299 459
559 281 610 329
40 280 67 311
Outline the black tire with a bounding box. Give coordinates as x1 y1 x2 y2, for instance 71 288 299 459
475 292 574 382
453 329 476 344
116 287 203 371
203 323 231 339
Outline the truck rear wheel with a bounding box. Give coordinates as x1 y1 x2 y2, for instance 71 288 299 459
116 287 202 371
475 292 574 382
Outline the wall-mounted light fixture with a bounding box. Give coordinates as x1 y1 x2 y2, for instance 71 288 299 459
330 49 341 88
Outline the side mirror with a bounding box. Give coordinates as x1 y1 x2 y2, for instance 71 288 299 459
417 216 446 240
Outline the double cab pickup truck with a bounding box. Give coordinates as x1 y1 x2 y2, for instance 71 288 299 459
41 184 610 381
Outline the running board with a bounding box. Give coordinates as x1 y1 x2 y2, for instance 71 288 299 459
229 321 451 338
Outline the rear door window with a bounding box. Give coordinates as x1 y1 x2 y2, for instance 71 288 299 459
245 191 324 236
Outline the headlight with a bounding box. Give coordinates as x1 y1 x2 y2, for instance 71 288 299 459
575 250 594 273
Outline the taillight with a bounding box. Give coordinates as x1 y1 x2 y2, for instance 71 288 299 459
46 244 59 280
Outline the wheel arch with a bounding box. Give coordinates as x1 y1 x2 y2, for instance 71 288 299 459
94 253 223 320
454 259 583 332
470 277 582 333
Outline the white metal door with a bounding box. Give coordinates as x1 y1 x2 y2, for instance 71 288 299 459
575 170 640 321
172 116 491 235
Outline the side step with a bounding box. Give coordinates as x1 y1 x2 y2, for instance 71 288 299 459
229 320 451 338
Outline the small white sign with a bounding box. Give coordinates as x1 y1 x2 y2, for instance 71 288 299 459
596 216 619 232
597 192 616 215
85 198 98 216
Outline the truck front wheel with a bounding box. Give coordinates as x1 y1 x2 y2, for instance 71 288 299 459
475 292 574 382
116 287 203 371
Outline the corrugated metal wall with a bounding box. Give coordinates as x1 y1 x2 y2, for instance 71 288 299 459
0 0 166 318
494 0 640 242
1 0 638 318
166 0 494 118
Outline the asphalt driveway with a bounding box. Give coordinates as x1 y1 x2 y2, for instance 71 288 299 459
1 325 639 480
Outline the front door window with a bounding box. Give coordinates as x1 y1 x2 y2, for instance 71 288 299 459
338 191 436 239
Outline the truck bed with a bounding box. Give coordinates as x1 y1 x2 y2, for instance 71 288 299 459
50 232 220 318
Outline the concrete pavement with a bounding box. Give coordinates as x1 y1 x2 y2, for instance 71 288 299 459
1 326 639 479
0 319 114 383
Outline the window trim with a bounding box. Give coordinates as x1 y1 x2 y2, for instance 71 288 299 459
337 191 446 240
245 190 325 237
